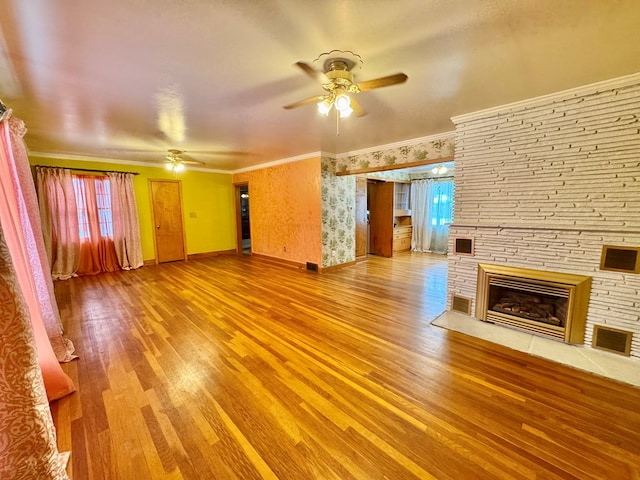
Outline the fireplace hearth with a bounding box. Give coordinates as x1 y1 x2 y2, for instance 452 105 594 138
476 264 592 343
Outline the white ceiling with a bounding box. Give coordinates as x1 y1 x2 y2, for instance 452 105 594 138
1 1 639 172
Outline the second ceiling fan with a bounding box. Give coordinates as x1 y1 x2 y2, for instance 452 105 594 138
164 149 204 172
284 50 408 123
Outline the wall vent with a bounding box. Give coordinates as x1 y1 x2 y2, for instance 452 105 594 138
306 262 318 272
600 245 640 273
592 325 632 356
454 237 474 256
451 295 472 315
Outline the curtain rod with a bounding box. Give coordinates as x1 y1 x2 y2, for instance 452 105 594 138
411 175 454 181
34 165 139 176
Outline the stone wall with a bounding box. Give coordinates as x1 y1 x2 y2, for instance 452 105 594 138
448 73 640 357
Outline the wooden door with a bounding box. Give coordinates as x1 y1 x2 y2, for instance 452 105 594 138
355 177 368 258
368 181 394 257
149 179 187 263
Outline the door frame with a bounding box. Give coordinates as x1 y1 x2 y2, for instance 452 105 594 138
148 178 188 264
234 182 249 255
355 176 368 259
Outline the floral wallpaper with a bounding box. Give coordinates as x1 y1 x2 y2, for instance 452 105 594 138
321 156 356 268
335 135 455 173
366 170 410 181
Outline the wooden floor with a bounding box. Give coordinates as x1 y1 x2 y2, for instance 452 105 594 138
51 253 640 480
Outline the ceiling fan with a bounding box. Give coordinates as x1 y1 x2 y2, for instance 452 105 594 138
164 149 205 172
101 145 257 172
283 51 408 126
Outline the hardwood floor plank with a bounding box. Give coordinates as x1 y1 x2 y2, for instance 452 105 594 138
51 253 640 479
69 417 88 480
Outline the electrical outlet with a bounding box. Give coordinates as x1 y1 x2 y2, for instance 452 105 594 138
331 249 336 257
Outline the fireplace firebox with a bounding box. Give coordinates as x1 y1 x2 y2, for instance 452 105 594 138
476 264 592 343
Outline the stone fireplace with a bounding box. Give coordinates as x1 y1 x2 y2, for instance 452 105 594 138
475 264 591 343
447 73 640 359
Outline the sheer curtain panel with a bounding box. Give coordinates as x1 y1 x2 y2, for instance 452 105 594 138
108 172 143 269
411 179 434 253
36 167 81 280
411 179 453 254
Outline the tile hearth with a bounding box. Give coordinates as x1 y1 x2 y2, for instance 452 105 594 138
432 311 640 388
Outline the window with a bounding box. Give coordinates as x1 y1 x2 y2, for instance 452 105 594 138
72 176 113 240
95 179 113 238
430 181 454 226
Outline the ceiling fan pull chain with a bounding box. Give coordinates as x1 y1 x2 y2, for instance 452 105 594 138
336 108 340 136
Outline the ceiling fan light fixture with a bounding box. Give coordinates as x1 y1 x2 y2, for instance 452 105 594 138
334 93 351 111
286 51 407 134
317 98 332 116
339 105 353 118
432 165 448 175
166 157 185 173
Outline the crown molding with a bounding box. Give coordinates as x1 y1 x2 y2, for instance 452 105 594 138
451 72 640 124
231 151 322 174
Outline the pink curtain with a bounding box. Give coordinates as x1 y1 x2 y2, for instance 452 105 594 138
0 225 70 480
74 176 120 275
0 114 76 402
3 116 76 362
36 167 81 280
37 170 143 276
107 172 143 270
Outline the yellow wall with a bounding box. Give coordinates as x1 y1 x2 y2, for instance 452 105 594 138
233 157 322 265
29 156 236 261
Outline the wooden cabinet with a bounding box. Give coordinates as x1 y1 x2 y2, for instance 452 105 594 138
394 182 411 216
393 225 412 253
369 180 412 257
393 181 412 254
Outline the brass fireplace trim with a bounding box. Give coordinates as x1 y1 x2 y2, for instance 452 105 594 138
476 264 592 344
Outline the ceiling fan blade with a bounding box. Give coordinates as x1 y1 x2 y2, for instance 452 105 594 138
163 150 205 166
349 97 366 117
283 95 326 110
356 73 408 92
295 61 329 83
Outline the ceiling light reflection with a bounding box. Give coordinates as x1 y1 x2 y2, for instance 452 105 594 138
155 84 186 143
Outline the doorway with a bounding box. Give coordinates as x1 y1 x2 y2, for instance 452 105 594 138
149 179 187 263
235 184 251 254
367 180 394 257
